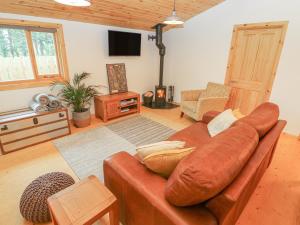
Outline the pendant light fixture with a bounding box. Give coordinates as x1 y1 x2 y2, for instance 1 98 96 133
54 0 91 7
164 0 184 25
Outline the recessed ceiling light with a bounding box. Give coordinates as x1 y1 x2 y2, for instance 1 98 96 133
54 0 91 7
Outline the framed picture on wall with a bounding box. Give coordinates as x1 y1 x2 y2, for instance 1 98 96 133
106 63 128 94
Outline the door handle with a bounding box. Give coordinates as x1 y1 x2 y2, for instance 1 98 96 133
59 113 65 118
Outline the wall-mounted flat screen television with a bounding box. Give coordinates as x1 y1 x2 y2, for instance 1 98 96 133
108 30 141 56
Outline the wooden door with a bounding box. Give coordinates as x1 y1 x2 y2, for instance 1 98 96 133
225 21 288 114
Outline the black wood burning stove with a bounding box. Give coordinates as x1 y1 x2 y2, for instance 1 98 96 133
155 85 167 106
144 23 178 109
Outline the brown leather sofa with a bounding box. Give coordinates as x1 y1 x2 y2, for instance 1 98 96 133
104 103 286 225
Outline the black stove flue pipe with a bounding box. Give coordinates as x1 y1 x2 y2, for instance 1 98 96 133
152 23 167 87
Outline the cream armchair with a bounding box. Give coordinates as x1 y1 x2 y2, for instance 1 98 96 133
180 82 231 121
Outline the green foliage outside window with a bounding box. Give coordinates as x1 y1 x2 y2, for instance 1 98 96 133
0 28 59 82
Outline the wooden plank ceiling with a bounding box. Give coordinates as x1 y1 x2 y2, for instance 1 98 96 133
0 0 224 31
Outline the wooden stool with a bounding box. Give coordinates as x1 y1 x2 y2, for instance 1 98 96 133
47 175 118 225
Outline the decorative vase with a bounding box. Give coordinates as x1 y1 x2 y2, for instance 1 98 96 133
72 108 91 128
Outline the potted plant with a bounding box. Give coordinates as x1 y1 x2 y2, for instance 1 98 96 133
51 72 101 128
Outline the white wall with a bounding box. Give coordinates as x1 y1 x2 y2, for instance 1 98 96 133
164 0 300 135
0 13 159 113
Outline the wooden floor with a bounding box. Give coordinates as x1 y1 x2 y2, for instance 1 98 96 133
0 106 299 225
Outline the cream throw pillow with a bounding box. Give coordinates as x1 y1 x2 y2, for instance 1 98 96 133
143 147 195 178
136 141 186 160
207 109 237 137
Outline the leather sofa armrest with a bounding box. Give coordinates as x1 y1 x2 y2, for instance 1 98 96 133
206 120 286 225
104 152 218 225
181 89 205 101
104 151 167 193
202 111 220 123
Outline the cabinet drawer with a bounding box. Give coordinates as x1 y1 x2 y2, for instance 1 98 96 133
0 120 69 143
0 111 67 135
2 128 69 153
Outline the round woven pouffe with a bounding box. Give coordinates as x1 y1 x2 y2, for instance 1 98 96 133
20 172 75 223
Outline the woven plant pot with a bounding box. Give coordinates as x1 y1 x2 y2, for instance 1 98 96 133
72 108 91 128
19 172 75 223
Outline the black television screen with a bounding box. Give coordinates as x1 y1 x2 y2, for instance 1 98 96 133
108 30 141 56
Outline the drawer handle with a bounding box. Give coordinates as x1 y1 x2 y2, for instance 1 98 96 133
59 113 65 118
1 125 8 131
33 118 39 125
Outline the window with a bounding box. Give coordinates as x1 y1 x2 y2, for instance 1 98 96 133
32 32 59 76
0 19 69 90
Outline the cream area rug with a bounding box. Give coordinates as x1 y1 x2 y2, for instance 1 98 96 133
54 116 176 180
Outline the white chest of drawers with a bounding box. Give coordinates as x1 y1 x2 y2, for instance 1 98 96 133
0 108 71 154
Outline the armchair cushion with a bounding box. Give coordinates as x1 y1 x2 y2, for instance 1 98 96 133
180 83 231 121
181 90 204 101
205 82 231 98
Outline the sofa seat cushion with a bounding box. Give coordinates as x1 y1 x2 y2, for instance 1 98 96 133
104 152 218 225
181 101 198 113
236 102 279 138
168 122 212 149
165 123 259 206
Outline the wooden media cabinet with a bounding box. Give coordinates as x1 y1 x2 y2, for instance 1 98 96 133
94 91 140 122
